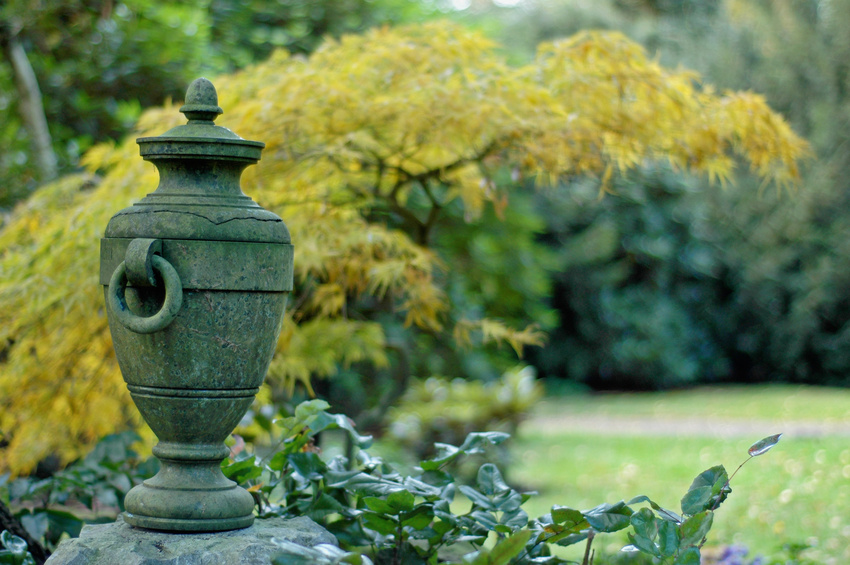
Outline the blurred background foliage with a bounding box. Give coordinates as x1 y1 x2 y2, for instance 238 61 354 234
480 0 850 389
0 0 439 206
0 0 845 467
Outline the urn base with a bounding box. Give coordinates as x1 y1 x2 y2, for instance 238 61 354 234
124 454 255 532
123 510 254 533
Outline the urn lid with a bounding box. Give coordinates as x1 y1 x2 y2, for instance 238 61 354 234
136 77 265 162
104 78 290 244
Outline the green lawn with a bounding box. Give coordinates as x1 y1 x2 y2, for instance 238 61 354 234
534 384 850 422
509 385 850 564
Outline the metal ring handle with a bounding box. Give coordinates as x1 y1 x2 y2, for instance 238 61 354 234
108 255 183 334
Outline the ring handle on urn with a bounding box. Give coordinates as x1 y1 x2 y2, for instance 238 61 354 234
108 254 183 334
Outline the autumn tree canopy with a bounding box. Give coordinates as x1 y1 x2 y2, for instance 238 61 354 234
0 21 808 475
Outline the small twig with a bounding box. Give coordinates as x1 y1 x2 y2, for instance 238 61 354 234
581 531 595 565
394 520 404 564
698 456 753 549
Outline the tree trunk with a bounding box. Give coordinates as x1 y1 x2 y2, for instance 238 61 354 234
0 498 49 564
1 25 58 183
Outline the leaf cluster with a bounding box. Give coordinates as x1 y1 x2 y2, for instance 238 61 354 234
224 401 781 565
1 400 782 565
3 431 158 553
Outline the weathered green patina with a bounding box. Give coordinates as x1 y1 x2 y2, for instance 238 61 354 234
100 78 293 532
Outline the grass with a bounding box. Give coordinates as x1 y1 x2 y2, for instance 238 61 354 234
508 385 850 564
535 383 850 422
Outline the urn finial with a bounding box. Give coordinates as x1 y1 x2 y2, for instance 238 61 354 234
179 77 223 123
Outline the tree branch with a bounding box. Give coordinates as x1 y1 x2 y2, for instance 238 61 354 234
0 498 49 564
0 23 58 183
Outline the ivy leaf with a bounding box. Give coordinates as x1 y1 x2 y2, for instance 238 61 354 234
748 434 782 457
271 540 372 565
362 512 398 536
657 519 680 558
400 505 434 530
387 490 416 513
293 399 331 421
477 464 509 496
18 510 48 542
311 411 373 449
304 493 346 522
583 501 633 533
288 452 327 481
268 450 289 472
464 529 532 565
44 509 84 543
221 456 262 483
0 531 28 557
420 432 510 471
680 466 729 516
550 506 586 531
627 495 682 523
679 511 713 549
673 546 701 565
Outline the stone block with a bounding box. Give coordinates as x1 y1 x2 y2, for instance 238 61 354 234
45 514 337 565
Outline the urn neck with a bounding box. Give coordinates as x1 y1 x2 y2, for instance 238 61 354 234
149 159 250 199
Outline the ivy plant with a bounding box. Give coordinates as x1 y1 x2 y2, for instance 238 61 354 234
6 431 158 553
222 401 781 564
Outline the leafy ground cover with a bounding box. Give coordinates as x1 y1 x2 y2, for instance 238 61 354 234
510 385 850 563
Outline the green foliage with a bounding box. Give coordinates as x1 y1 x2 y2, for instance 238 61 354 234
209 0 436 69
387 367 542 463
5 431 157 552
757 542 821 565
0 531 34 565
617 435 780 564
1 398 787 564
459 0 850 391
222 401 781 564
0 0 211 202
0 0 435 207
272 541 374 565
531 167 732 389
0 20 808 473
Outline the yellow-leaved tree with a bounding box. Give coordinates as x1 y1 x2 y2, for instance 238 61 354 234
0 21 808 475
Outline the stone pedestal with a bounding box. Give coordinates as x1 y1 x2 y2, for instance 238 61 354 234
45 515 336 565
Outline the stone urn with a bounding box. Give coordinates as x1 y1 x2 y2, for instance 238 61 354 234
99 78 293 532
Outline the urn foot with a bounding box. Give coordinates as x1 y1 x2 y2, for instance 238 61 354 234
124 452 254 532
